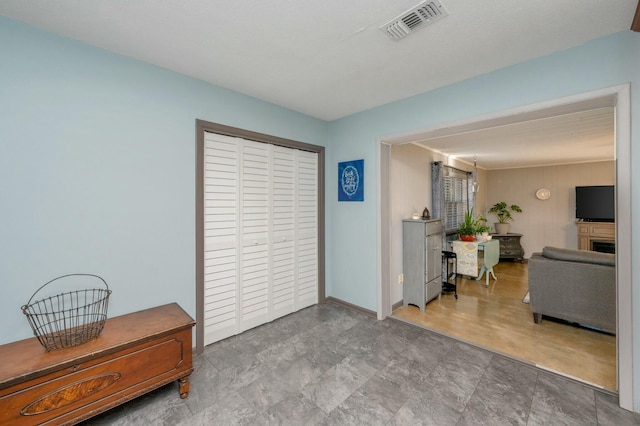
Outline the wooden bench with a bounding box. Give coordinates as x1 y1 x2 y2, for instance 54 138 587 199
0 303 195 425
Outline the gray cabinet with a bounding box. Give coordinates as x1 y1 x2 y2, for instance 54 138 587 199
403 219 442 311
491 233 524 261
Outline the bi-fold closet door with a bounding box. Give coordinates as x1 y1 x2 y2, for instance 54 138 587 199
203 132 318 345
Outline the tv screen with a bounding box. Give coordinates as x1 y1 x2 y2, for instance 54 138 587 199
575 185 615 222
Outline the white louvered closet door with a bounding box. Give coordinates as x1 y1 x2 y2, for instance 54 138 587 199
296 150 319 309
240 140 271 331
271 146 296 318
203 132 318 345
203 135 239 344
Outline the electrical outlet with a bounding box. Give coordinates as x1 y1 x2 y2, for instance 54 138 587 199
398 273 404 284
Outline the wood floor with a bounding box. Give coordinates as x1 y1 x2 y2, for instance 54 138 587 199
393 260 617 391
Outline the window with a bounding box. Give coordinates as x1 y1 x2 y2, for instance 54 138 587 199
443 169 469 232
431 161 472 234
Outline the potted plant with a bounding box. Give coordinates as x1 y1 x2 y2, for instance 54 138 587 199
474 216 491 241
488 202 523 234
457 210 477 241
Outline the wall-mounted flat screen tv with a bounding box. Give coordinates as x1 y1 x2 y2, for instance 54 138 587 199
575 185 615 222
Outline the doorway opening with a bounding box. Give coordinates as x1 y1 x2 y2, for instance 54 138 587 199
377 84 632 409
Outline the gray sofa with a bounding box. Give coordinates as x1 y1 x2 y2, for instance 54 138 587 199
528 246 615 334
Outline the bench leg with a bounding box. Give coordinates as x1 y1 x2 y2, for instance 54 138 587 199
178 375 191 399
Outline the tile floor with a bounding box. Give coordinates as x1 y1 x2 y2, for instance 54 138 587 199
85 302 640 425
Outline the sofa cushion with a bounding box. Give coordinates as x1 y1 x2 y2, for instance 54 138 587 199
541 246 615 266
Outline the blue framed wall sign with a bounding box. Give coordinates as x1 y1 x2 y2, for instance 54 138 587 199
338 159 364 201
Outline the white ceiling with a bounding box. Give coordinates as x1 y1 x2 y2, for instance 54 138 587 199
1 0 636 168
412 102 616 170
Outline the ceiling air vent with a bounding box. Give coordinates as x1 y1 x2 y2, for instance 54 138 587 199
380 0 449 41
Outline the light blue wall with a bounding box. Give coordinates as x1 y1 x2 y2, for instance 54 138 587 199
327 30 639 408
0 17 328 345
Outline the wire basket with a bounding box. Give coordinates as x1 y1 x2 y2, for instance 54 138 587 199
21 274 112 351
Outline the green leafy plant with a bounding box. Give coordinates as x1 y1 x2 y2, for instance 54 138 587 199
488 202 523 223
474 216 490 234
457 210 477 236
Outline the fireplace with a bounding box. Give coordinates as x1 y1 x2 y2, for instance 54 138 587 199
591 240 615 254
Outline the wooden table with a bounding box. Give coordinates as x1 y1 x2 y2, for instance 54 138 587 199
0 303 195 425
452 239 500 286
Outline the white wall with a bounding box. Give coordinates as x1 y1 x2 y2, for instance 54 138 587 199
486 161 614 257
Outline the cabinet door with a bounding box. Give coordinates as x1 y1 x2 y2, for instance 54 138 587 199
425 233 442 282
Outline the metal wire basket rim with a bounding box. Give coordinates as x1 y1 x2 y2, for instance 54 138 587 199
23 273 110 308
21 289 112 313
